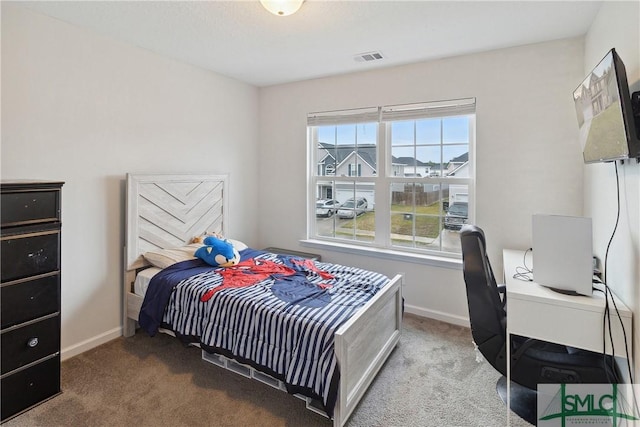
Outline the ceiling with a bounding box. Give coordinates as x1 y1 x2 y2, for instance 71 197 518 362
19 0 603 87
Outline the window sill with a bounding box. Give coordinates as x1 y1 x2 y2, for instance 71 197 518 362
299 239 462 270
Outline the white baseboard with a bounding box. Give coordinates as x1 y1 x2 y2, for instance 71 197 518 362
404 304 470 328
61 326 122 361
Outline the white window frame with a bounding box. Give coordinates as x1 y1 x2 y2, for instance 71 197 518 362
306 98 475 260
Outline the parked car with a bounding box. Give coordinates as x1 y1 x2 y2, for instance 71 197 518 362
315 199 340 217
337 197 368 219
444 202 468 230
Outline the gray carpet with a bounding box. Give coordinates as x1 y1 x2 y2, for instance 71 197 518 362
5 314 530 426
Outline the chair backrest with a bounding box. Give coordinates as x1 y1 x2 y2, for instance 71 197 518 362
460 225 507 374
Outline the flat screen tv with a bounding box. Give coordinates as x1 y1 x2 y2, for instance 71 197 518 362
573 48 640 164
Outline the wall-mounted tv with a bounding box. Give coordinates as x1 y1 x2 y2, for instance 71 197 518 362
573 48 640 164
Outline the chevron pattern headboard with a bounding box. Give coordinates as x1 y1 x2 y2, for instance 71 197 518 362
125 174 229 269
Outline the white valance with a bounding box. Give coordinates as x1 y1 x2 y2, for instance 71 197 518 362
308 98 476 126
381 98 476 121
307 107 379 126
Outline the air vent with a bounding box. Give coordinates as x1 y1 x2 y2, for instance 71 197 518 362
354 51 385 63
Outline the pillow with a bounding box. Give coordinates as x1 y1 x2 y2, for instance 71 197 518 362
226 238 248 251
143 243 201 269
191 233 249 251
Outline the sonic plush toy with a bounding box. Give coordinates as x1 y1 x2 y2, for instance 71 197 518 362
194 236 240 267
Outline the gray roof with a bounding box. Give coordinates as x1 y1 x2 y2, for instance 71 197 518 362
319 143 378 169
392 156 430 166
319 142 468 169
450 152 468 163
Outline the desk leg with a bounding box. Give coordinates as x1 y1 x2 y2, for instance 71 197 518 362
506 329 511 426
504 270 511 426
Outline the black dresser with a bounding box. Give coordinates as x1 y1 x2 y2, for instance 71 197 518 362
1 180 64 422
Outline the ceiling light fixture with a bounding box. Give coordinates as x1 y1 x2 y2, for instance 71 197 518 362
260 0 304 17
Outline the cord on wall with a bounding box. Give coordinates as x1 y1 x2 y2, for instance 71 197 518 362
598 161 638 415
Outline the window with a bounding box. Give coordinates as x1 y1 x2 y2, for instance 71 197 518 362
308 99 475 256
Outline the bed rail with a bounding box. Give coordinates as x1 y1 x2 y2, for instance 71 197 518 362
333 273 403 426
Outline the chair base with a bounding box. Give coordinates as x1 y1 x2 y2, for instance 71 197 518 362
496 376 536 425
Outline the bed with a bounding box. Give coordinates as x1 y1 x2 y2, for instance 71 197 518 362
122 173 403 426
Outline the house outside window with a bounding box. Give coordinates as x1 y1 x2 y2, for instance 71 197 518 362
308 99 475 256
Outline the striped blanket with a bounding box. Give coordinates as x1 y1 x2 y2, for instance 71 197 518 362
140 249 389 416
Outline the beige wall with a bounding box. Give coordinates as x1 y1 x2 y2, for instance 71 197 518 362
1 4 260 358
583 0 640 381
258 38 586 324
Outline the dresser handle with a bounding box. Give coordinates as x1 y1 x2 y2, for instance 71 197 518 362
27 337 39 348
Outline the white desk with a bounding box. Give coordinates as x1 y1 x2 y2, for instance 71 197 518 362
503 249 632 358
503 249 633 424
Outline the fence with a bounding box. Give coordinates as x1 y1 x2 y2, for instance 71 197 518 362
392 187 449 206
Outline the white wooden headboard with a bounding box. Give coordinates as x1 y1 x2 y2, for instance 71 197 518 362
125 173 229 270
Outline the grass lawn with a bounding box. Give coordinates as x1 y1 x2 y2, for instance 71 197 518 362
583 102 627 160
341 200 443 239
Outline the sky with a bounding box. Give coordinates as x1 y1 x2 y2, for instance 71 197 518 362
317 116 470 164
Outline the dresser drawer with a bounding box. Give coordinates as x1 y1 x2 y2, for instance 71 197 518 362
0 355 60 421
1 315 60 375
1 231 60 282
1 189 61 228
1 274 60 329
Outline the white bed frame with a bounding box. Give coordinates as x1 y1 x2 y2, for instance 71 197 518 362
122 173 403 427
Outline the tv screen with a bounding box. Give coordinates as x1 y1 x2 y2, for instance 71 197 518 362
573 49 640 163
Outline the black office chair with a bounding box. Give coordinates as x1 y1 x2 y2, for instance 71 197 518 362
459 225 619 424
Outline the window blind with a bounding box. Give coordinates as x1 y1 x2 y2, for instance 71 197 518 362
381 98 476 121
307 107 380 126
